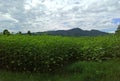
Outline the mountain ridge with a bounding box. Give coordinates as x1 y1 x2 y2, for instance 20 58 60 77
34 28 108 36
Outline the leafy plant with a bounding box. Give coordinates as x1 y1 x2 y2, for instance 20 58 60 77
0 35 120 72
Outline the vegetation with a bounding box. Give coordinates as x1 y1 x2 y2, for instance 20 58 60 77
27 30 31 35
115 24 120 35
3 29 10 35
0 34 120 81
0 35 120 73
35 28 108 36
0 59 120 81
17 31 22 35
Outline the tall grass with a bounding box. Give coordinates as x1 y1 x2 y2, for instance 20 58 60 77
0 35 120 72
0 59 120 81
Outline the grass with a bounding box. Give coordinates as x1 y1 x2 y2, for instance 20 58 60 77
67 59 120 81
0 59 120 81
0 35 120 81
0 35 120 72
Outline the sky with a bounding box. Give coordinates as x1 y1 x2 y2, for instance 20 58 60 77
0 0 120 33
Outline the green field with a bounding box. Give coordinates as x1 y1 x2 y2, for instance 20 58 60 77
0 59 120 81
0 35 120 81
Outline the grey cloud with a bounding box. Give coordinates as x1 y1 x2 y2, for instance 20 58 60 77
0 0 120 33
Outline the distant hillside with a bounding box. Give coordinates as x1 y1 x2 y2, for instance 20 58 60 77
34 28 108 36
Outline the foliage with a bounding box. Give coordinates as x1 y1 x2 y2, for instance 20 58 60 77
0 59 120 81
115 25 120 35
65 59 120 81
17 31 22 35
27 31 31 35
35 28 108 36
0 35 120 72
117 25 120 30
3 29 10 35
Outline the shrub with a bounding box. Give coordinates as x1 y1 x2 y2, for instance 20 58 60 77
0 35 120 73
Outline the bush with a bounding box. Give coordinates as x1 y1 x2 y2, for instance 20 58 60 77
0 35 81 72
0 35 120 73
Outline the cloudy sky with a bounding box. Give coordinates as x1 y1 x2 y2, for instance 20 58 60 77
0 0 120 33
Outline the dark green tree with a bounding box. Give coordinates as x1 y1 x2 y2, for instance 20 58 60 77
3 29 10 35
115 25 120 35
17 31 22 35
27 30 31 35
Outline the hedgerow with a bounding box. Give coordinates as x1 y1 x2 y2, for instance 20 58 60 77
0 35 120 72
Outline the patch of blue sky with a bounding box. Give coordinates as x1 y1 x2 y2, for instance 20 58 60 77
112 18 120 24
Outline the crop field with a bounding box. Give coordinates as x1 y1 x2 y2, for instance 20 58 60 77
0 35 120 81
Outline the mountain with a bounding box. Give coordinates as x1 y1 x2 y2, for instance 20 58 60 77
34 28 108 36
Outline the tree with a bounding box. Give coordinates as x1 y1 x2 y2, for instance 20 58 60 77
17 31 22 35
115 25 120 35
27 30 31 35
3 29 10 35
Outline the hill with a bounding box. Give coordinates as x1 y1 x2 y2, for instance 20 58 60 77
34 28 108 36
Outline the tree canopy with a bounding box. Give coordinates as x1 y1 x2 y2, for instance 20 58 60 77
27 30 31 35
115 25 120 35
3 29 10 35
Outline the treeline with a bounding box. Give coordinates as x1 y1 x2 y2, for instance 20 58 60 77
0 24 120 36
115 24 120 35
0 29 32 36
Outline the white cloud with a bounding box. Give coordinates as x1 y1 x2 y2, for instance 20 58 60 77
0 13 18 22
0 0 120 33
24 0 42 10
